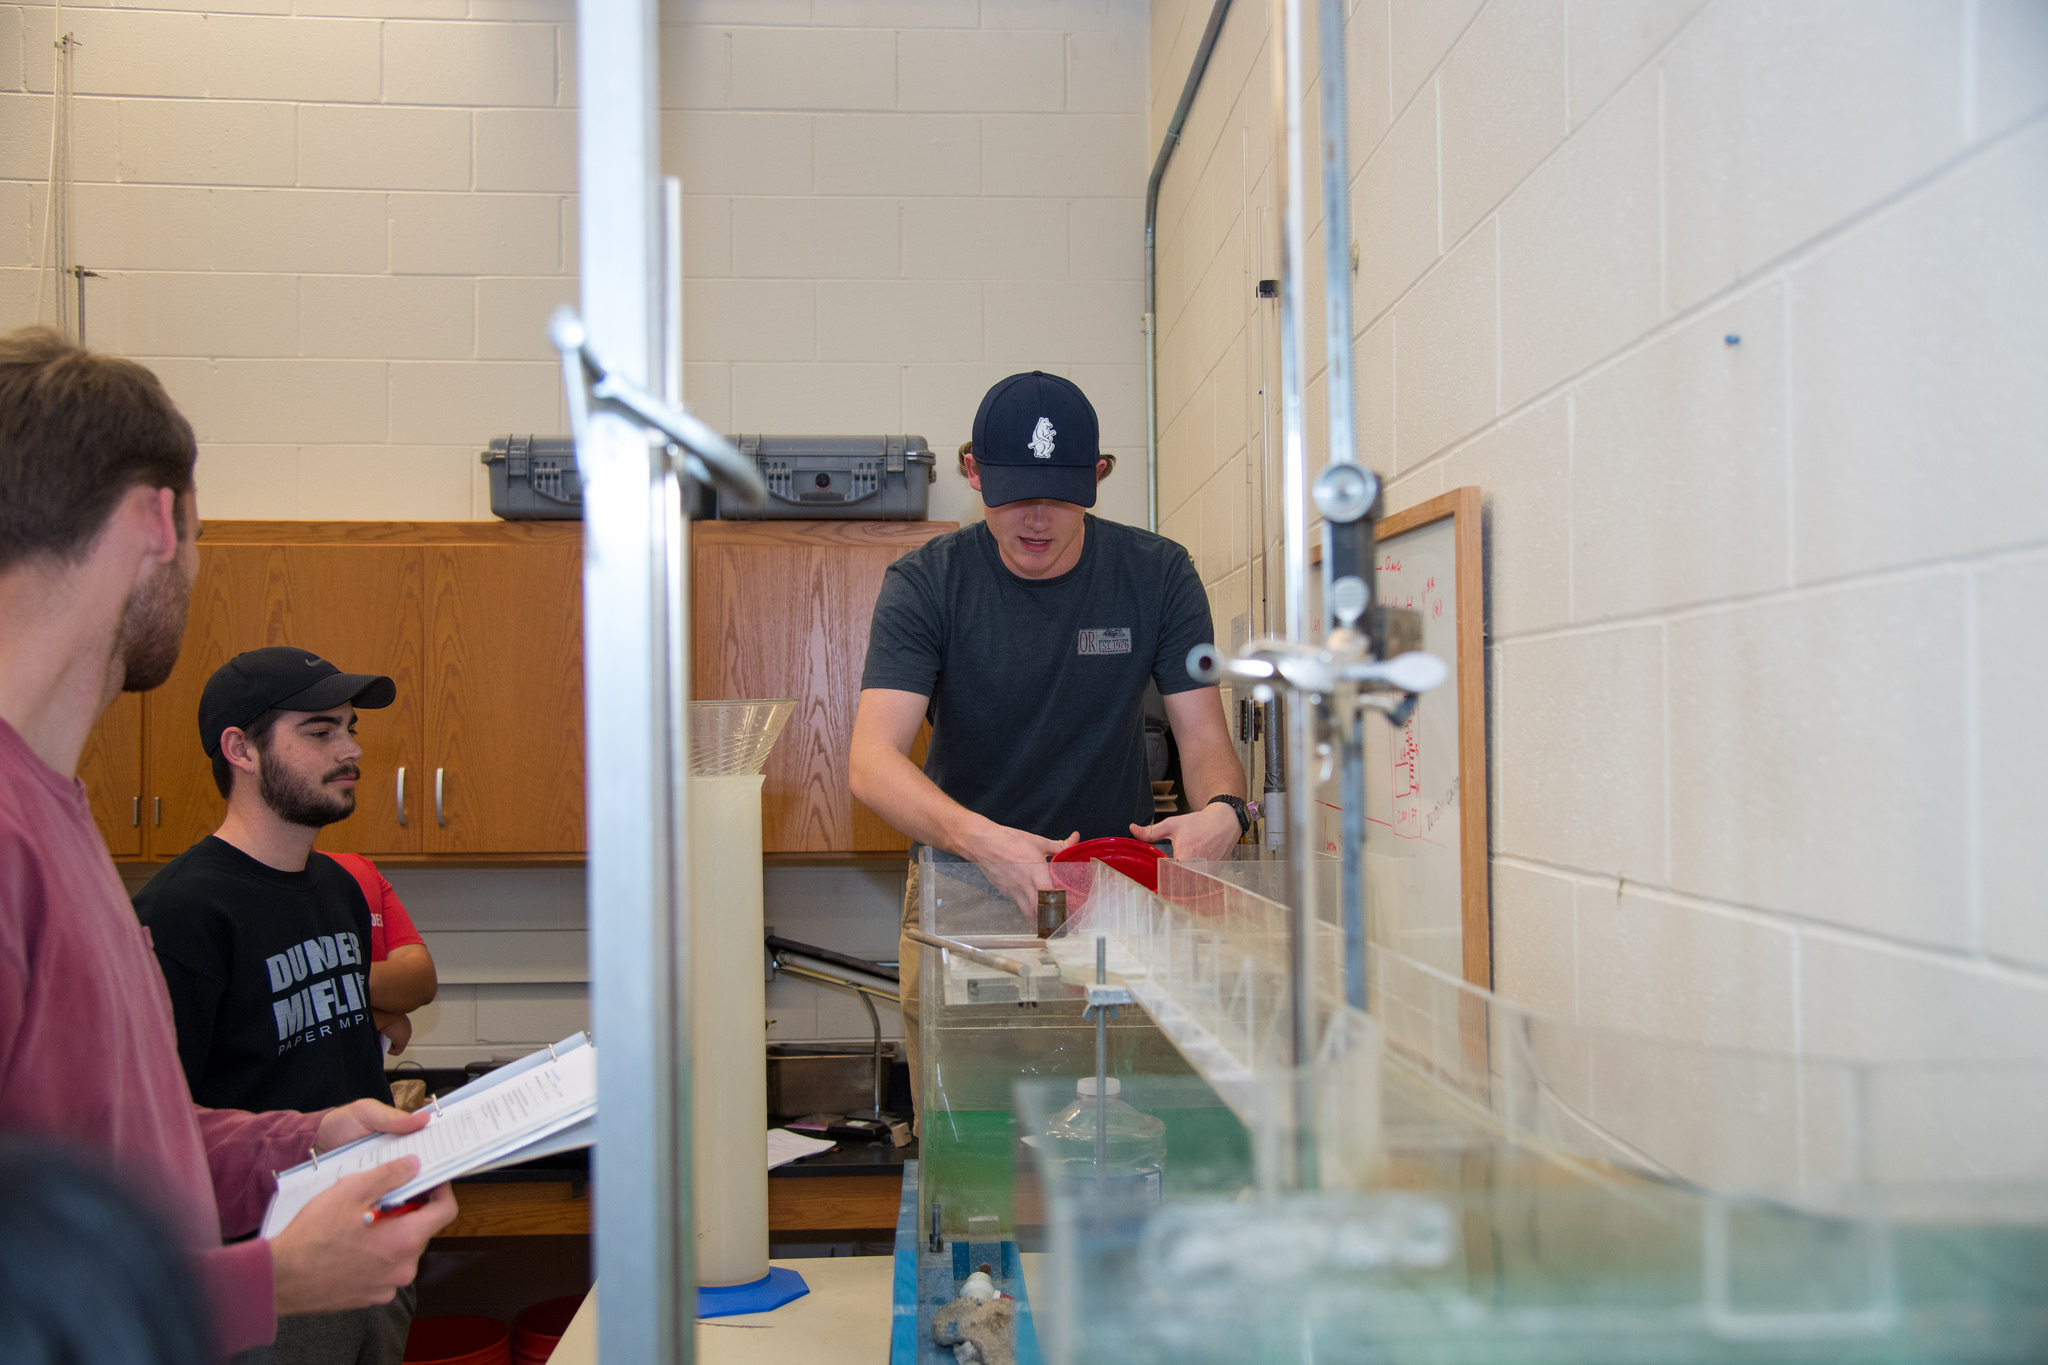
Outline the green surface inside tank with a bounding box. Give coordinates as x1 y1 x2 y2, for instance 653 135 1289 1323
921 1101 1255 1241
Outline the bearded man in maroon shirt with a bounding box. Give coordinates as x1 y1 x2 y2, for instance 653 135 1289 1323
0 326 458 1356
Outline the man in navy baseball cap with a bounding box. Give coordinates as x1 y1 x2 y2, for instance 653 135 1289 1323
968 370 1103 508
852 370 1251 1114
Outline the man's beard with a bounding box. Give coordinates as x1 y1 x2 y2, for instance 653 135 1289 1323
259 756 359 829
117 557 191 693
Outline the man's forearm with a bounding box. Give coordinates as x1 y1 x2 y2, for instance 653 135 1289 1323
850 740 990 857
1180 739 1248 807
368 954 436 1013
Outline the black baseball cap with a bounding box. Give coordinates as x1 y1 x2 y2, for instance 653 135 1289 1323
198 647 396 758
969 371 1102 508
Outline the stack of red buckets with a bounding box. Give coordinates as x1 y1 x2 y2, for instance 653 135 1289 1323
403 1295 586 1365
512 1297 586 1364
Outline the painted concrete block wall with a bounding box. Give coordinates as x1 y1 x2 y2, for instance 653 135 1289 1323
666 0 1151 530
6 1 1148 525
1149 0 2048 1063
0 0 579 520
368 862 904 1067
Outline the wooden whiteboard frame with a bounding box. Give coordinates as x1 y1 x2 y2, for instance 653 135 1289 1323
1372 486 1490 991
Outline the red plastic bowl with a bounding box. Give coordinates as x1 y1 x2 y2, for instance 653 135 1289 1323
404 1316 511 1365
1051 836 1165 906
511 1295 587 1363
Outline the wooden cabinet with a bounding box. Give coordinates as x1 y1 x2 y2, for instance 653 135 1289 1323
691 520 954 854
420 542 585 855
77 693 145 859
75 516 936 861
78 521 583 861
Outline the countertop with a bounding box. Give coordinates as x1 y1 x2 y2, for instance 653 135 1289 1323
549 1252 1047 1364
549 1256 895 1365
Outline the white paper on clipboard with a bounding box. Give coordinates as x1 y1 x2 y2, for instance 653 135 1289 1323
260 1033 595 1239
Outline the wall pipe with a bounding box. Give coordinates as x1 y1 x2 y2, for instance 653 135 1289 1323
1144 0 1235 532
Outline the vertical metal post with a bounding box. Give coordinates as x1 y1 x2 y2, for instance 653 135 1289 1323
1094 937 1109 1177
1272 0 1319 1190
1316 0 1355 482
1340 717 1366 1009
1317 0 1370 1016
1143 310 1158 531
578 0 691 1360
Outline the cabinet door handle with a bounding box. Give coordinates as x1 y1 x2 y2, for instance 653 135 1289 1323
396 767 408 828
434 768 446 827
152 797 162 827
130 796 140 828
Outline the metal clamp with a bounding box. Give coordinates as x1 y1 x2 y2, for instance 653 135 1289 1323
550 308 768 507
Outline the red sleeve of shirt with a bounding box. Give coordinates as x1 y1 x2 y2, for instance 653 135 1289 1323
190 1104 322 1353
192 1105 324 1241
326 852 423 960
197 1238 278 1355
372 872 424 956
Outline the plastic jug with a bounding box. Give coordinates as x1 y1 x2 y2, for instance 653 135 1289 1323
1042 1076 1166 1204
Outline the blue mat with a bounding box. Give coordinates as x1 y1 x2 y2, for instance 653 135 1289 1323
697 1266 810 1318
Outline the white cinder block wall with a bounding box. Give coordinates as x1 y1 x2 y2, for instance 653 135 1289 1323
1150 0 2048 1061
10 0 1148 1062
668 0 1150 530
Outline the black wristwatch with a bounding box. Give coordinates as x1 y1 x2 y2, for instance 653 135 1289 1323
1207 794 1252 836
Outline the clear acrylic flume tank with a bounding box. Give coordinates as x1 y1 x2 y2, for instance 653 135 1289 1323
913 854 1252 1250
915 852 2048 1365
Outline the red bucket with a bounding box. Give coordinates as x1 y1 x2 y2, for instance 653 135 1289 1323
511 1295 587 1364
1051 836 1165 908
403 1316 511 1365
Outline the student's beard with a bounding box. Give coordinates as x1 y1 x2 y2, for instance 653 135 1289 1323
260 758 359 829
116 557 191 693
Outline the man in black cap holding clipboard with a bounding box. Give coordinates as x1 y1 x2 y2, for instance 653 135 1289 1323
850 372 1250 1109
135 647 416 1365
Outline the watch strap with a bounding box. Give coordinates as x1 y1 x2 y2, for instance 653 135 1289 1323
1207 794 1251 836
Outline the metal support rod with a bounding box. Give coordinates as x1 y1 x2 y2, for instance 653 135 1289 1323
1316 0 1356 478
1340 713 1367 1009
1273 0 1319 1191
1143 0 1236 530
1317 0 1374 1025
72 267 99 347
857 985 884 1118
769 957 902 1007
575 0 689 1357
1094 937 1109 1177
903 927 1024 977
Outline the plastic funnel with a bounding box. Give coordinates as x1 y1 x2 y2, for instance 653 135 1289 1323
689 699 795 776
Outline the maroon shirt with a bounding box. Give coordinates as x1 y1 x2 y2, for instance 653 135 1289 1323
0 716 322 1354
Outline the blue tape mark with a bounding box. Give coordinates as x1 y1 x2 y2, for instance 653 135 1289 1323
1005 1239 1044 1365
889 1160 922 1365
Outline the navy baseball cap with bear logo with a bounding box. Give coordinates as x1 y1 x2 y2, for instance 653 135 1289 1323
969 371 1102 508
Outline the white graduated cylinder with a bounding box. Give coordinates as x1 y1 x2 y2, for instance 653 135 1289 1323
688 773 769 1288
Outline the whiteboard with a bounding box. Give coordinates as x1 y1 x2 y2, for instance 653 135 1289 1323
1311 489 1488 988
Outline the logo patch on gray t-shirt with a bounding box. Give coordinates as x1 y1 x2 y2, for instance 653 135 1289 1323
1078 627 1132 655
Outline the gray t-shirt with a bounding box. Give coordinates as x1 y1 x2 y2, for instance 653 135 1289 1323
861 516 1215 843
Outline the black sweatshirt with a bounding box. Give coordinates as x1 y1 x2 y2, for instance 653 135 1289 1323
135 837 391 1113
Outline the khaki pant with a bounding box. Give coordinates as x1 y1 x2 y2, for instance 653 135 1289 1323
897 855 923 1128
233 1284 416 1365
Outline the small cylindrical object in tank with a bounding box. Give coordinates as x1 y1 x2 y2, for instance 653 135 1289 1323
1036 888 1068 939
